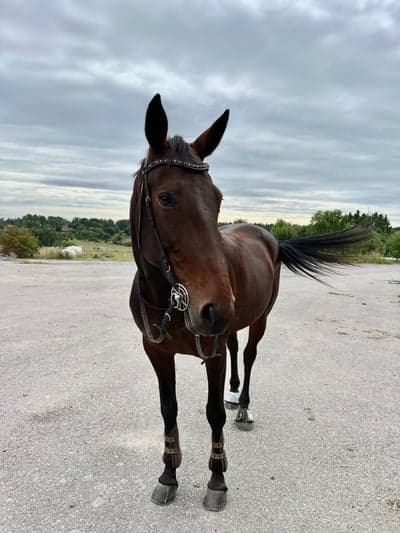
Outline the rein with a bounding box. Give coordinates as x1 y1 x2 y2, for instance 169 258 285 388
135 158 221 363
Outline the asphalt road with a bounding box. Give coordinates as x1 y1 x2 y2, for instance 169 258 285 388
1 260 400 532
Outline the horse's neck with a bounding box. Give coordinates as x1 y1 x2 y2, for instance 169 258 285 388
139 258 171 308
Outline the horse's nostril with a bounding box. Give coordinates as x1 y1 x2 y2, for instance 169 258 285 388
199 303 228 334
200 303 216 326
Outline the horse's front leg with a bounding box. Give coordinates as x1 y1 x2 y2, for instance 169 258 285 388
203 347 228 511
144 340 181 506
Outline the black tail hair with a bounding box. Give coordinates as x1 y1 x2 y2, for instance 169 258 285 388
278 226 374 282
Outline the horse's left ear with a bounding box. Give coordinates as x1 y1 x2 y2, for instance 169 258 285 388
192 109 229 159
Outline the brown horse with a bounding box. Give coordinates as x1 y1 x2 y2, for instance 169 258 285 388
129 94 371 511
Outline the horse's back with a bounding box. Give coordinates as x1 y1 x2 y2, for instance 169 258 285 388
220 224 280 330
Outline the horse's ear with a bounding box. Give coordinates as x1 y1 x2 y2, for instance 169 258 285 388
192 109 229 159
145 94 168 151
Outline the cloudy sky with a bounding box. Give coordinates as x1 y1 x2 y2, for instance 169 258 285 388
1 0 399 225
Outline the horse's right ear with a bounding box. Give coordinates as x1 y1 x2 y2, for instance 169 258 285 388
145 94 168 151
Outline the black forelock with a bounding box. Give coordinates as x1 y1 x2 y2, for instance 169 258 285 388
167 135 189 158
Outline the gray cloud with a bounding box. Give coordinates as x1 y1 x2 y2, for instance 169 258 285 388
1 0 399 224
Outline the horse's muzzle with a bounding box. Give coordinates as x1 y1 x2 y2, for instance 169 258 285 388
197 301 233 336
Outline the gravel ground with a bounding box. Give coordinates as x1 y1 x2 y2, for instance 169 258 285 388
1 260 399 533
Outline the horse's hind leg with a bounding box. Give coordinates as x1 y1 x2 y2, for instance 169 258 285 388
235 312 267 431
224 332 240 409
144 341 181 506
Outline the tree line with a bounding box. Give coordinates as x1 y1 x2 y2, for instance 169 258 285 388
1 209 399 258
0 214 131 246
225 210 399 257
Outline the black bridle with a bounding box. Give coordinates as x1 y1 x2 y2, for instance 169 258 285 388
135 158 220 363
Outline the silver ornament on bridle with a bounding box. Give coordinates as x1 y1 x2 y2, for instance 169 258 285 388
170 283 190 312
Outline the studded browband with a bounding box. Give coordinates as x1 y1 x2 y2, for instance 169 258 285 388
142 158 209 175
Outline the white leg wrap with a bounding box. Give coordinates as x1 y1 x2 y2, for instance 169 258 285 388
224 391 240 404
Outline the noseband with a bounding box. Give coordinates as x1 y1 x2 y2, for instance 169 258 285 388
135 158 221 363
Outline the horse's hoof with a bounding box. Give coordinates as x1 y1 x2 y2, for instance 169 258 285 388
235 420 254 431
235 407 254 431
224 391 240 410
151 483 177 506
203 488 227 511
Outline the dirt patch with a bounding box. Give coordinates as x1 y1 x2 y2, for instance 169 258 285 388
28 405 76 424
364 329 400 340
387 499 400 511
303 407 316 422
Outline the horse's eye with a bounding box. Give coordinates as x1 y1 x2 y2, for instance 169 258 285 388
158 192 177 208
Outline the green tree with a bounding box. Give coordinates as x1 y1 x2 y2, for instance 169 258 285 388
309 210 350 235
271 219 300 240
47 216 70 231
345 211 392 234
33 226 60 246
255 222 273 232
0 225 39 258
386 232 400 258
116 219 131 236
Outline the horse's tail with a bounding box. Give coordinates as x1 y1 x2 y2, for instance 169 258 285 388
277 226 374 282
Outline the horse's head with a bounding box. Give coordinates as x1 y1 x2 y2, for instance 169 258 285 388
133 94 235 336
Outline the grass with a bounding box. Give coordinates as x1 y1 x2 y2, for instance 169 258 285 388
348 251 395 264
39 240 133 261
39 247 68 260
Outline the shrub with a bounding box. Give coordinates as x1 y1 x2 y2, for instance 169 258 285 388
271 219 305 240
111 232 124 244
386 232 400 259
351 231 385 255
0 225 39 258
